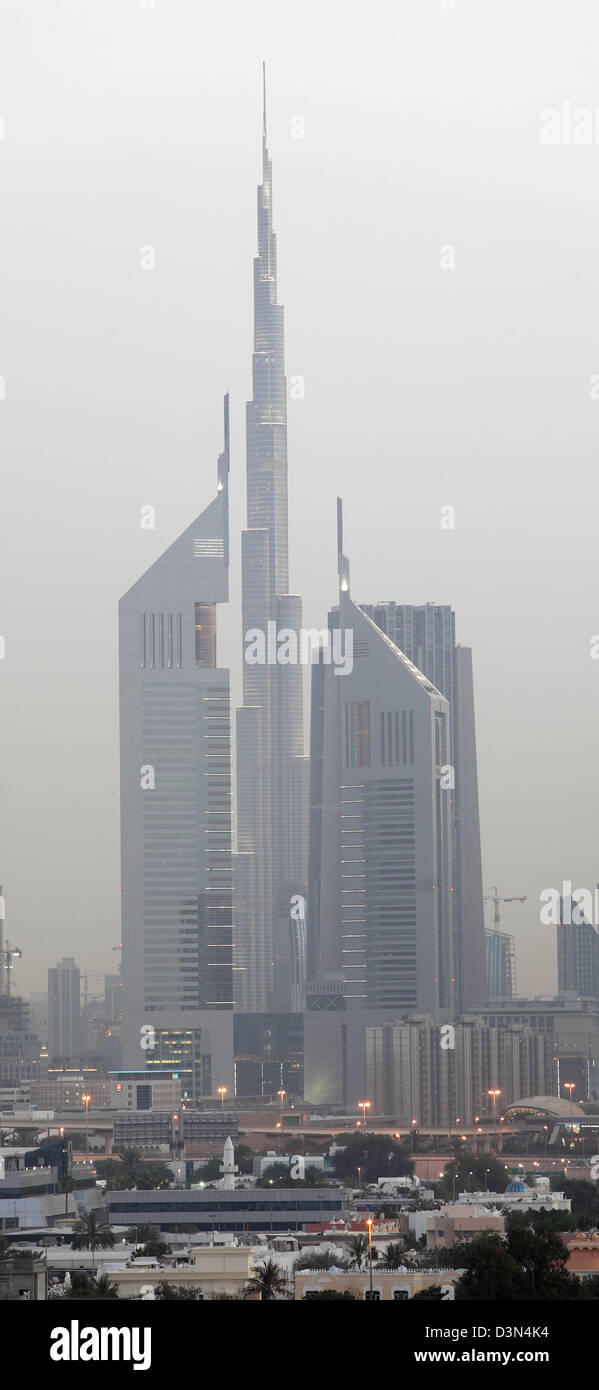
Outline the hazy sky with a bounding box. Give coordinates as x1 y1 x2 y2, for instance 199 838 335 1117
1 0 598 998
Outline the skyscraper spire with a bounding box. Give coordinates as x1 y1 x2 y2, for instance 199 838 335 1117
337 496 350 597
236 71 307 1013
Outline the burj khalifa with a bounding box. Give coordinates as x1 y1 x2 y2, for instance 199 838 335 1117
235 67 308 1013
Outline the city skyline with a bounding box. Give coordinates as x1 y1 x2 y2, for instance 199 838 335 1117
2 5 598 1005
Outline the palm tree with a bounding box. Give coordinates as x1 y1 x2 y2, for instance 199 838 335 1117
60 1173 75 1218
72 1210 115 1272
64 1272 120 1300
244 1259 289 1301
348 1233 369 1269
155 1282 205 1301
89 1274 120 1300
377 1241 405 1269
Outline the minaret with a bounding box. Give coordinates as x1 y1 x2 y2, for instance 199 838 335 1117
219 1136 238 1190
236 68 307 1014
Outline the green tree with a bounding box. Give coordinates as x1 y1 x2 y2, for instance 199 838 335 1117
436 1153 508 1203
303 1290 357 1300
95 1158 133 1190
377 1242 405 1269
348 1234 370 1270
60 1173 75 1218
454 1233 528 1301
244 1259 289 1301
561 1180 599 1226
412 1284 448 1300
63 1272 119 1300
155 1282 205 1300
125 1223 171 1258
302 1165 330 1187
294 1250 350 1272
257 1162 292 1188
96 1150 172 1191
506 1223 579 1299
454 1225 584 1301
332 1133 413 1185
231 1144 255 1175
71 1210 115 1272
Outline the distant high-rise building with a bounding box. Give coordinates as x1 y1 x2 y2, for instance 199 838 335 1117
48 957 81 1064
119 400 234 1100
366 1014 554 1123
235 67 308 1015
485 929 516 998
557 894 599 999
304 504 456 1104
360 602 486 1012
28 992 49 1045
104 974 123 1029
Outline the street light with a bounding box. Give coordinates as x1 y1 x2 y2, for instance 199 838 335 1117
358 1101 371 1129
485 1168 490 1191
564 1082 575 1132
487 1089 501 1118
217 1086 227 1113
488 1090 501 1149
82 1094 91 1162
366 1217 374 1296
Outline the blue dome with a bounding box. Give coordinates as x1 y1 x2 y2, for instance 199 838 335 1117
505 1180 528 1193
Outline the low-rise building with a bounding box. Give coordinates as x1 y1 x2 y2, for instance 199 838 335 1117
454 1178 571 1214
562 1231 599 1278
294 1268 463 1301
108 1186 348 1234
0 1252 47 1301
426 1203 505 1249
109 1245 260 1299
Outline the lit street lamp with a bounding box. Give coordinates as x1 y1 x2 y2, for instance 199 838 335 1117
564 1082 575 1134
82 1094 91 1162
217 1086 227 1113
358 1100 371 1129
366 1217 374 1297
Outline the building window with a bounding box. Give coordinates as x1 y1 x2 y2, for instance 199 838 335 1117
364 1289 380 1300
345 701 371 768
195 603 217 668
393 1290 409 1300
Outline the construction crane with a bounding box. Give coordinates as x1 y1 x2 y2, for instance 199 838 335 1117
81 973 105 1008
484 886 527 930
484 886 527 998
0 885 22 999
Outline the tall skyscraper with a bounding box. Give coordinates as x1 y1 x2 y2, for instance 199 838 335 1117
304 504 456 1104
119 400 234 1100
48 957 81 1065
557 894 599 999
360 602 487 1012
235 68 307 1013
485 929 516 997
